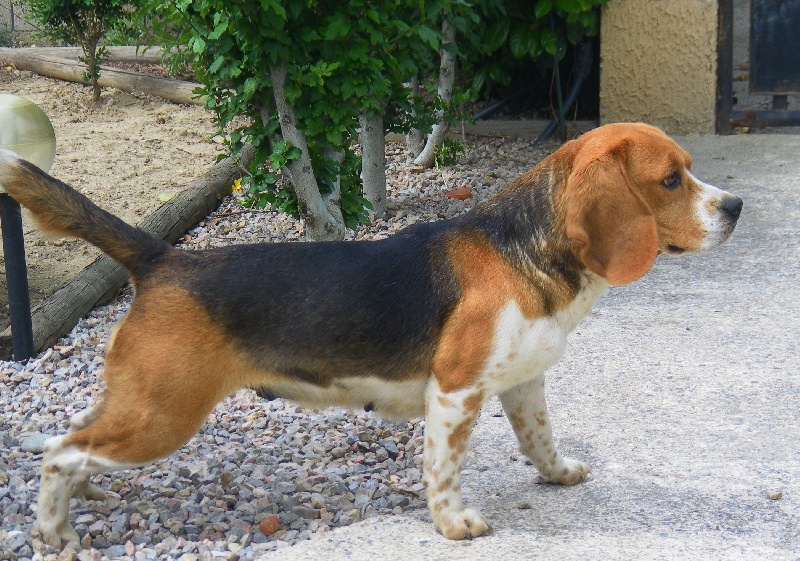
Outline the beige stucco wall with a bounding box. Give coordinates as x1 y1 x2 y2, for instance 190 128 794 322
600 0 718 134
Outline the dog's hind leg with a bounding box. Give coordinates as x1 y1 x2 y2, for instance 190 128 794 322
69 404 100 432
36 366 226 547
63 405 109 502
36 433 140 547
35 286 261 547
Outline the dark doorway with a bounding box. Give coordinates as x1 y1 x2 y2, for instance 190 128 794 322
717 0 800 132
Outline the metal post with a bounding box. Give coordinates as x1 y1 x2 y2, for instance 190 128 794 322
0 193 34 360
550 13 566 142
716 0 734 134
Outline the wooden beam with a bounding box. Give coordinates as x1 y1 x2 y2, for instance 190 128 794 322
2 46 171 64
0 48 202 106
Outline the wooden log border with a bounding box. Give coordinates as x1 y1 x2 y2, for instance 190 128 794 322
0 46 203 106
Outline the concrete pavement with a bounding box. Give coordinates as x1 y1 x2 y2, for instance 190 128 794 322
256 132 800 561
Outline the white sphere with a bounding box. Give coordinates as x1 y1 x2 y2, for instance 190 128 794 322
0 93 56 172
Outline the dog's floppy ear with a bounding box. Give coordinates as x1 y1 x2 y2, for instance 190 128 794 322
563 146 658 286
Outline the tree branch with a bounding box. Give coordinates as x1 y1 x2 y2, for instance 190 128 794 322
269 64 345 241
413 19 457 169
359 110 387 218
405 76 425 159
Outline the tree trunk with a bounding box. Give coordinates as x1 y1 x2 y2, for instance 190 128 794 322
82 38 101 102
405 76 425 159
359 110 386 219
413 19 457 169
270 64 345 241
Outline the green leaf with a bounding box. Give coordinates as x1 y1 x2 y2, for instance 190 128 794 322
287 146 302 160
483 19 510 52
208 55 226 74
509 25 536 59
258 0 286 19
417 25 439 50
471 67 488 94
297 27 321 42
243 77 259 98
323 17 351 40
566 22 584 44
208 20 228 40
189 36 206 54
535 0 553 19
540 27 558 55
579 10 599 33
555 0 583 14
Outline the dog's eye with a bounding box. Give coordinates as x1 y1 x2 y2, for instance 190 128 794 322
662 171 681 190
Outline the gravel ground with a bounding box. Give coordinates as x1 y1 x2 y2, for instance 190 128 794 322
0 137 555 561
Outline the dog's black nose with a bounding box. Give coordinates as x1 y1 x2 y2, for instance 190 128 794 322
721 196 743 220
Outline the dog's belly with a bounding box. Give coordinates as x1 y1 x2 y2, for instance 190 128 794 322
261 376 430 418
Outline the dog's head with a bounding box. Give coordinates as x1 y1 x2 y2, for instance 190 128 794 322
560 123 742 286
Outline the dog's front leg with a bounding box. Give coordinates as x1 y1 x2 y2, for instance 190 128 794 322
499 375 589 485
423 378 491 539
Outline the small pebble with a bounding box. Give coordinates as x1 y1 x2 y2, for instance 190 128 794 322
258 515 282 537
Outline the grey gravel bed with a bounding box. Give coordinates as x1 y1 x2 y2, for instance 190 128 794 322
0 138 554 561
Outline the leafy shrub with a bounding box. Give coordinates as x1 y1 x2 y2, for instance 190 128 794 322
467 0 607 98
140 0 607 234
0 24 11 47
434 138 466 168
26 0 135 101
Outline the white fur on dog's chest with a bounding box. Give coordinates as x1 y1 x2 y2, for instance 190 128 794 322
480 276 607 393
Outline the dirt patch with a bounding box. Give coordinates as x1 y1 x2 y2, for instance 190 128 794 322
0 68 221 333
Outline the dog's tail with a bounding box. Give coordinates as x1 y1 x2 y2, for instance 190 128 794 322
0 149 172 279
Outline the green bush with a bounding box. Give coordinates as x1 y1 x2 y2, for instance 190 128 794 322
141 0 607 234
0 24 12 47
434 138 467 169
26 0 135 101
467 0 607 97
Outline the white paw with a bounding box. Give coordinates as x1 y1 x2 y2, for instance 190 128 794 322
73 479 106 501
433 506 492 540
35 519 79 548
69 408 96 431
536 457 590 486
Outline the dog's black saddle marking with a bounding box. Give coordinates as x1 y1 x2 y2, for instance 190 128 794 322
253 386 280 401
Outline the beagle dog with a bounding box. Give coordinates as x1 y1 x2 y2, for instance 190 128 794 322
0 123 742 547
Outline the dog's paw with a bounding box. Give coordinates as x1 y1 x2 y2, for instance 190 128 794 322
69 407 97 432
73 479 107 501
35 519 79 549
536 457 590 486
433 507 492 540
